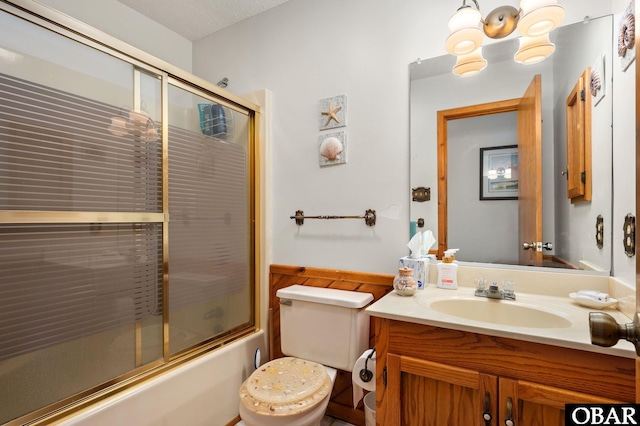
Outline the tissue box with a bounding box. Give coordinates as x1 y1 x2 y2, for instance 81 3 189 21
398 257 431 290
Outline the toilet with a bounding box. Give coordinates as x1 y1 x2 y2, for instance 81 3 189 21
238 284 374 426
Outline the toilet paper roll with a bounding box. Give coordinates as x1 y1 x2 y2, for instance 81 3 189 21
352 349 376 408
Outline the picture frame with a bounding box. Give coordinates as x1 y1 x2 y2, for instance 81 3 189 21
318 95 347 130
480 145 518 200
618 0 636 72
318 131 347 167
590 53 605 106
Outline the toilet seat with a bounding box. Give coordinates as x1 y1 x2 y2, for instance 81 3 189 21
239 357 332 416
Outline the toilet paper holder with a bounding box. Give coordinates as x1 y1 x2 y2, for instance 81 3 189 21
358 349 376 383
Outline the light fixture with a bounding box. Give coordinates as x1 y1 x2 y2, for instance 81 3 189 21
446 0 564 75
108 109 159 142
487 166 512 180
518 0 565 37
453 47 487 77
514 33 555 64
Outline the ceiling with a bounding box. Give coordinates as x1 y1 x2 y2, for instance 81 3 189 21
117 0 292 41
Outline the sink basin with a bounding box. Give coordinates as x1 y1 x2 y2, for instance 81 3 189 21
428 298 572 329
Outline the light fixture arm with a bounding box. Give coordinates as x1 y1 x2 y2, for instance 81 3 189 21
460 0 480 10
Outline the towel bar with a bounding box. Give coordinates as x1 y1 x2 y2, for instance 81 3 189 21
290 209 376 226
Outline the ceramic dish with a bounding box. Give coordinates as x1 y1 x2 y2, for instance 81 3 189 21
569 293 618 309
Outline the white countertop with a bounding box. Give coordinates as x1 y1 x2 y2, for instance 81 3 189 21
366 284 636 359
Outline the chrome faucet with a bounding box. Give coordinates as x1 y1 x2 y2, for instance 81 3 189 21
474 279 516 300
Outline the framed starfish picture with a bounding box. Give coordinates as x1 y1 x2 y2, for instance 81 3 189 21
318 95 347 130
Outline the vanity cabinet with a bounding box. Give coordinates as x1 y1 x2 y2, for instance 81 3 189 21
375 318 634 426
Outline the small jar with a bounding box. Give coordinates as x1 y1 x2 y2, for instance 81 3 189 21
393 267 417 296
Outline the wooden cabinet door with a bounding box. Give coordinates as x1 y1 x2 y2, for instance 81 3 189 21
385 353 498 426
499 378 627 426
565 68 592 203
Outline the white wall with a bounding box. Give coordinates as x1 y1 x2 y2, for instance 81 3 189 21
193 0 617 275
35 0 193 71
612 0 636 282
195 0 431 274
448 113 519 264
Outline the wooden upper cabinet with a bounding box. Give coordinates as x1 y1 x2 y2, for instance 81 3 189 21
565 68 592 203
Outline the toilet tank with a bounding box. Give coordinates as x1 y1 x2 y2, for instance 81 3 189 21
276 284 374 372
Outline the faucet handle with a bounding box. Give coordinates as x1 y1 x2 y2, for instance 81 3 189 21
502 280 516 300
503 280 515 292
474 278 487 290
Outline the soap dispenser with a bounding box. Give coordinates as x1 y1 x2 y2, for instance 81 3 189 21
437 248 459 289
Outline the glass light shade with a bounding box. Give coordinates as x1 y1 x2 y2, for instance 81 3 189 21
108 116 129 136
448 6 482 32
446 27 484 55
517 0 564 37
514 33 555 64
453 47 487 77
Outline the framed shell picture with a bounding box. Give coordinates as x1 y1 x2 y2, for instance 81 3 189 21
318 131 346 167
590 54 605 106
618 0 636 71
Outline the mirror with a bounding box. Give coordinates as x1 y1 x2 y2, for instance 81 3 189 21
410 15 613 274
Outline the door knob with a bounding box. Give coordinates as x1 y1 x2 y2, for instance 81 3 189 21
589 312 640 355
522 242 553 251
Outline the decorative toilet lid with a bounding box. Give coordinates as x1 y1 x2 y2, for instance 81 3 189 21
239 357 332 415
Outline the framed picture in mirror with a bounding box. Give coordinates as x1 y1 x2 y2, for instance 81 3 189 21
480 145 518 200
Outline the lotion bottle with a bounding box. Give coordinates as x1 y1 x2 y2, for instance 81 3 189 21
437 249 459 289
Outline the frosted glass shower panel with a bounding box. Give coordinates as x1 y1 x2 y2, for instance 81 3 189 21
0 12 162 212
167 84 252 355
0 10 164 424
